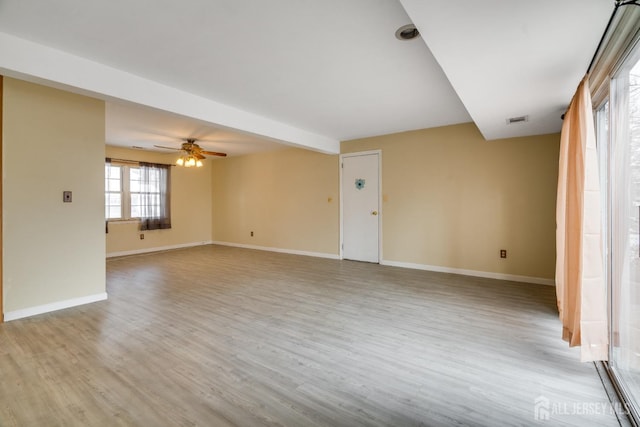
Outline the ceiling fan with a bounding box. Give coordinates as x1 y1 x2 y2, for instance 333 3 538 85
154 138 226 167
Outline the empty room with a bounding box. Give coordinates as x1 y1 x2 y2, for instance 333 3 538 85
1 0 639 426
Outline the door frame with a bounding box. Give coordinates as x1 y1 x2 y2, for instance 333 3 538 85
339 150 382 262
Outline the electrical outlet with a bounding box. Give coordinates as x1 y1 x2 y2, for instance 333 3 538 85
500 249 507 259
250 231 254 237
140 234 144 240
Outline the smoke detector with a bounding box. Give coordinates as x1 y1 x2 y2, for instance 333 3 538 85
395 24 420 41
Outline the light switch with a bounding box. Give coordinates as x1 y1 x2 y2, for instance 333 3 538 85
63 191 72 203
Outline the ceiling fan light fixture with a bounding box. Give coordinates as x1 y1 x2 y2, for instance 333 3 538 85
163 138 226 168
177 154 198 167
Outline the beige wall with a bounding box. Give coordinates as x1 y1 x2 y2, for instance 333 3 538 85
105 146 213 255
1 77 558 319
342 123 559 280
3 78 106 312
212 148 340 255
211 124 558 280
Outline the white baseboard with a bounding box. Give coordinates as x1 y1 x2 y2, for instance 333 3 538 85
107 240 552 285
211 241 340 260
380 259 555 286
210 243 550 285
106 241 213 258
4 292 108 322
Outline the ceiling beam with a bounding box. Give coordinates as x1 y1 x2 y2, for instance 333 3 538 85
0 31 340 154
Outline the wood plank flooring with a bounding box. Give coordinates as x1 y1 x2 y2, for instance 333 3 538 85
0 245 621 426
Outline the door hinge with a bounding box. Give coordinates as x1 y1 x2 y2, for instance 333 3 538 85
341 162 343 168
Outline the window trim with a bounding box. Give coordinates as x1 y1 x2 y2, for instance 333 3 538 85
589 5 640 108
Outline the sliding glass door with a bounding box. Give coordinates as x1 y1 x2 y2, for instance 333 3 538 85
608 44 640 415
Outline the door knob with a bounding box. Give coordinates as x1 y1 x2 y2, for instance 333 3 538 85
371 211 378 216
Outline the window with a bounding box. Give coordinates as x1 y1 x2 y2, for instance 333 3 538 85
130 166 163 219
105 163 142 220
595 34 640 421
105 163 123 219
589 5 640 423
105 160 171 229
608 45 640 416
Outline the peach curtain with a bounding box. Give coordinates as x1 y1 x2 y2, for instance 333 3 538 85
556 75 608 362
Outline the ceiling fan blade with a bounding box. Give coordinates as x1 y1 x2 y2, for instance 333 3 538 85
201 150 228 157
195 153 206 160
154 145 182 151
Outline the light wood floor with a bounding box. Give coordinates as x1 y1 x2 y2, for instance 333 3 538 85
0 245 621 426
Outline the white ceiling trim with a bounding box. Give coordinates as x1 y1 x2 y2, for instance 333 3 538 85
0 31 340 154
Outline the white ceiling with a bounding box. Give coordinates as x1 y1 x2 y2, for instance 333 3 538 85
0 0 613 155
401 0 613 140
106 102 285 157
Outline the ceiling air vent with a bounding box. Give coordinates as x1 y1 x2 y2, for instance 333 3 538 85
506 115 529 125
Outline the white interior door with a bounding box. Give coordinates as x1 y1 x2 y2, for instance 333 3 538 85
342 152 380 263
